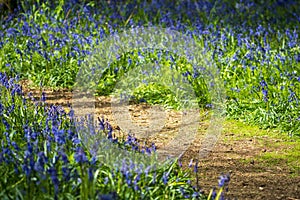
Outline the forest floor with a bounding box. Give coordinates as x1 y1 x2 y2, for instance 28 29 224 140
23 85 300 200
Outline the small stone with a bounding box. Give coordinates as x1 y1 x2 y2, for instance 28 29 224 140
259 187 264 190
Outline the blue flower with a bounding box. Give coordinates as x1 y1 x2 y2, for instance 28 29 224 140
98 192 118 200
88 167 94 181
2 118 10 130
62 166 71 182
98 117 105 130
74 147 88 163
178 157 182 168
260 80 267 88
193 159 199 173
262 88 268 102
48 167 59 195
34 152 47 173
218 173 230 187
6 28 18 37
133 173 141 191
188 158 193 168
151 143 156 152
41 91 47 102
152 172 156 184
104 177 109 184
162 172 169 185
59 151 69 164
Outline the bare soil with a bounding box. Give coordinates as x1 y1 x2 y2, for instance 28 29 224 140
23 87 300 200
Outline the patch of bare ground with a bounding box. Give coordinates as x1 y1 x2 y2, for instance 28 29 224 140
182 132 300 200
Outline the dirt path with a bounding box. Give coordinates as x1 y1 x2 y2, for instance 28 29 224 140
183 130 300 199
24 88 300 200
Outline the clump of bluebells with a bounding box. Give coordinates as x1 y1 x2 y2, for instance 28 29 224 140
2 72 231 199
0 0 299 137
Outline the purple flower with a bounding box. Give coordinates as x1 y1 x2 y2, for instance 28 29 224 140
178 157 182 168
151 143 156 152
193 159 199 173
62 166 71 181
133 173 141 191
211 188 217 199
104 177 109 184
88 167 94 181
98 117 105 130
2 119 10 130
125 171 131 185
48 167 59 195
59 151 69 164
74 147 88 163
128 58 132 65
262 88 268 102
41 91 46 102
152 172 156 184
260 80 267 88
6 28 18 37
162 172 169 185
218 173 230 187
188 159 193 168
34 152 47 173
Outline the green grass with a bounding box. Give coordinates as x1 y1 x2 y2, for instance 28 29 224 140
222 120 300 176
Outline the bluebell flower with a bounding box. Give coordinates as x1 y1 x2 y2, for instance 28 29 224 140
59 151 69 164
179 186 186 196
211 188 217 199
145 147 151 155
262 88 268 102
98 117 105 130
206 104 213 108
6 28 18 37
152 172 156 184
34 151 46 173
123 170 131 185
11 141 20 151
72 137 81 145
98 192 118 200
41 91 46 102
218 173 230 187
194 159 199 173
133 173 141 191
22 163 31 177
2 119 10 130
88 167 94 181
48 167 59 195
182 71 191 77
188 158 193 168
62 166 71 182
162 172 169 185
151 143 156 152
128 58 132 65
74 147 88 163
192 192 201 198
178 157 182 168
107 122 113 140
104 177 109 185
259 80 267 87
